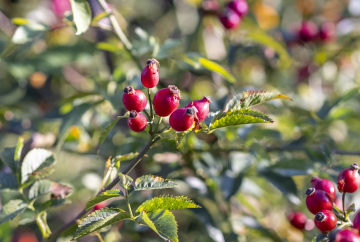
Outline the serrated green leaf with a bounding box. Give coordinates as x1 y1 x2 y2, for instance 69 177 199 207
28 180 51 200
0 147 16 172
86 190 123 211
137 210 178 242
346 203 356 216
224 91 292 112
134 175 178 191
21 149 56 185
198 57 235 83
209 109 273 132
158 128 191 146
97 114 129 157
70 0 92 35
73 208 131 240
0 173 18 190
136 196 201 213
0 200 28 224
111 152 139 168
18 216 36 225
119 173 133 190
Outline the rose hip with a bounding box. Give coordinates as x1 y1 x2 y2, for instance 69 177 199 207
335 229 360 242
305 187 333 215
219 8 241 30
128 111 147 132
185 96 212 122
337 163 360 193
141 59 159 88
227 0 248 18
169 107 198 132
122 86 147 112
287 211 307 230
311 177 336 201
298 21 318 42
314 210 337 233
153 85 181 117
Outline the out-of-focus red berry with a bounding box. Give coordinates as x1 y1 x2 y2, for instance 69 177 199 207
319 22 336 42
335 229 360 242
298 21 318 42
219 8 241 30
287 211 307 230
51 0 71 18
227 0 248 18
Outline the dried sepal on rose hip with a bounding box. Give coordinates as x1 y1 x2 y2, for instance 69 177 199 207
287 211 307 230
141 58 160 88
169 106 198 132
128 111 147 132
337 163 360 193
122 86 147 112
305 187 333 215
185 96 212 122
314 210 337 233
311 176 336 201
153 85 181 117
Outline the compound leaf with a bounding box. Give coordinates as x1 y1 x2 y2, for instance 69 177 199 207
86 190 123 211
137 210 178 242
136 196 201 213
134 175 178 191
73 208 131 240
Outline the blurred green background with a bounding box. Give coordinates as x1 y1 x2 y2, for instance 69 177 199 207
1 0 360 241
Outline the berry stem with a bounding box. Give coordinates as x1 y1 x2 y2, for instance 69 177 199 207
342 192 347 220
154 117 163 133
147 88 154 133
142 109 151 120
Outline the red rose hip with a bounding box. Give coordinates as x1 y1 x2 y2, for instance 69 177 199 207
311 177 336 201
314 210 337 232
352 210 360 232
122 86 147 112
337 163 360 193
128 111 147 132
169 107 197 132
219 8 241 30
185 96 212 122
335 229 360 242
319 22 336 42
298 21 318 42
141 58 159 88
227 0 248 18
305 187 333 215
287 211 307 230
153 85 181 117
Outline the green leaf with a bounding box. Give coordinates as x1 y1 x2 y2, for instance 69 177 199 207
267 159 314 177
12 22 47 44
119 173 133 190
21 149 56 185
14 137 24 165
224 90 292 112
28 180 51 200
70 0 92 35
85 190 123 211
0 147 16 172
111 152 139 168
158 128 191 146
240 19 292 68
0 173 18 190
259 170 298 195
73 208 131 240
312 234 327 242
209 109 273 132
198 57 236 83
97 114 129 157
346 203 356 216
0 200 28 224
39 198 70 212
137 210 178 242
136 196 201 213
134 175 178 191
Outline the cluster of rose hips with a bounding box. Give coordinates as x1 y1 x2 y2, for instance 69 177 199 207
288 163 360 241
218 0 248 30
122 59 212 133
296 21 336 44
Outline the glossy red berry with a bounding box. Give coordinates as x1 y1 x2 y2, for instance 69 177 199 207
153 85 181 117
337 163 360 193
298 21 318 42
185 96 212 122
305 187 333 215
314 210 337 233
335 229 360 242
128 111 147 132
319 22 336 42
352 210 360 232
141 58 159 88
227 0 248 18
219 8 241 30
169 107 197 132
311 177 336 201
122 86 147 112
287 211 307 230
